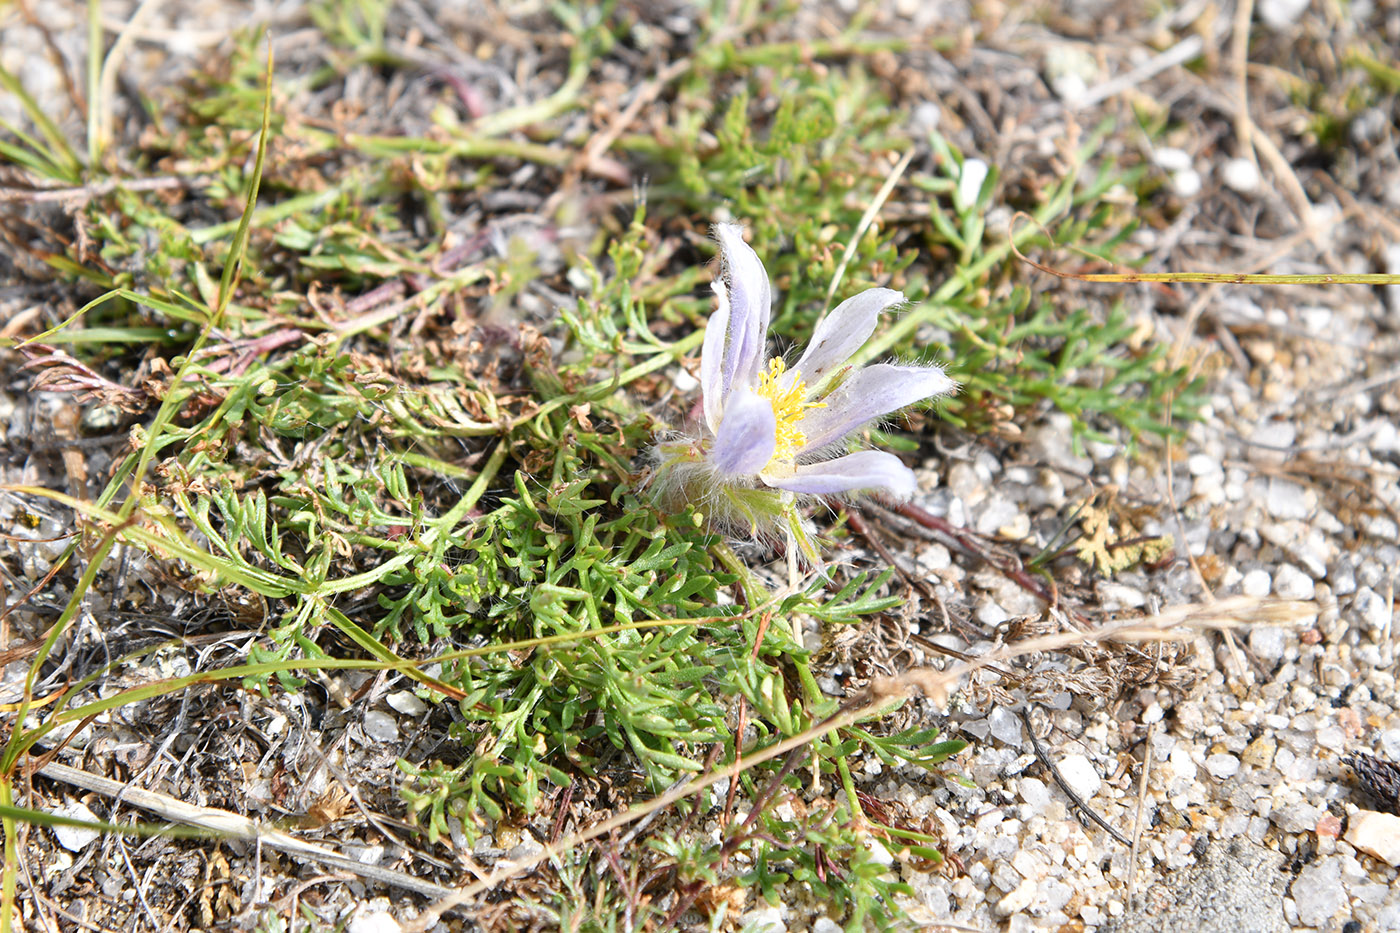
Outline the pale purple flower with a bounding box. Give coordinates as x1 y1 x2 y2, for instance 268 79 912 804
651 224 956 540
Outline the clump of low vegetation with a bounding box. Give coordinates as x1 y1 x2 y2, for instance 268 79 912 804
0 1 1226 928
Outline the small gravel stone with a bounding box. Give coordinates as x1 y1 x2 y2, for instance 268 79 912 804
976 599 1010 626
1381 729 1400 760
865 835 894 867
347 904 401 933
1241 569 1272 597
920 542 952 571
989 706 1024 746
957 158 989 210
1241 736 1277 770
51 802 101 851
363 710 399 743
1019 776 1051 812
1220 157 1260 193
1204 754 1240 780
1168 747 1197 783
1153 147 1192 173
996 879 1037 916
1248 626 1289 662
386 691 429 716
1099 582 1146 609
1291 858 1346 927
1346 810 1400 867
1187 453 1219 475
1032 879 1073 915
1056 754 1102 800
1271 564 1315 600
741 905 785 933
1274 801 1320 834
1265 479 1310 519
1353 586 1392 636
1249 420 1296 460
1171 169 1202 198
1259 0 1310 28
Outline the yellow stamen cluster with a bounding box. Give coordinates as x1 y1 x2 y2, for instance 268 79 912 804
754 358 825 470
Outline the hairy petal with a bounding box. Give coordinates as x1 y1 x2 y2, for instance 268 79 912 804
713 224 772 401
789 288 904 388
711 387 777 477
699 283 729 432
763 450 916 498
798 363 956 452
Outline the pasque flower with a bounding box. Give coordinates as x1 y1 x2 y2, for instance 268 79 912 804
651 224 956 554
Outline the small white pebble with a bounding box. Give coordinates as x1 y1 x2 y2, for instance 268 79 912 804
1169 746 1197 782
672 368 699 393
363 710 399 743
1171 169 1202 198
1020 776 1052 812
1220 157 1260 193
1347 811 1400 867
1205 753 1241 780
741 905 786 933
52 802 101 852
347 908 401 933
996 878 1038 916
1273 564 1316 600
386 691 430 716
1153 147 1193 173
1056 754 1103 800
957 158 989 210
1259 0 1310 28
1241 569 1272 597
1187 453 1220 475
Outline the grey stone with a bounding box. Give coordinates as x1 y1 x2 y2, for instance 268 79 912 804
1290 858 1346 928
988 706 1024 747
1100 837 1287 933
1354 586 1392 636
1204 753 1240 780
51 802 101 852
363 710 399 743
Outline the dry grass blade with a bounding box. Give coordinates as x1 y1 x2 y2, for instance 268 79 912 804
35 763 456 900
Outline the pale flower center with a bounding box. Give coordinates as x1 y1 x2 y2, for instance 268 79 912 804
753 358 825 472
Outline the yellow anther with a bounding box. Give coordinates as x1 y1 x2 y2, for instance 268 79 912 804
754 358 825 470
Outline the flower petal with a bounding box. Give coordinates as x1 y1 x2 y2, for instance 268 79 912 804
710 386 776 477
699 283 729 432
797 363 956 452
713 224 772 401
789 287 904 388
764 450 916 498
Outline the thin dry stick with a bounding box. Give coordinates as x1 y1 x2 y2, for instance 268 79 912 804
95 0 167 160
1071 34 1205 110
1127 720 1155 905
1226 0 1320 234
1230 0 1256 167
1018 707 1129 845
825 148 914 308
